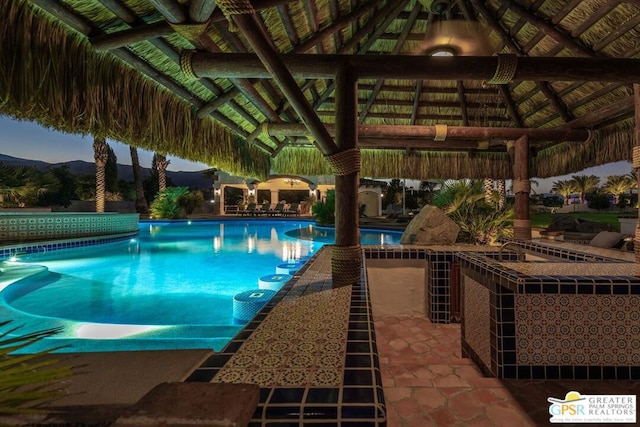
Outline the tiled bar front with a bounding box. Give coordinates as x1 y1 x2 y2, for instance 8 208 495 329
458 252 640 380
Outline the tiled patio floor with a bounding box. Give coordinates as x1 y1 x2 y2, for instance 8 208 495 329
374 316 640 427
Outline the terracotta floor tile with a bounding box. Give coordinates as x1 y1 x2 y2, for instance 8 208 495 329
394 397 424 419
433 377 471 388
374 315 639 427
384 386 413 403
427 407 458 426
411 387 446 409
446 390 487 421
407 414 438 427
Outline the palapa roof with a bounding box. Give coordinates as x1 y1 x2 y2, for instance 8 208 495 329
1 0 639 181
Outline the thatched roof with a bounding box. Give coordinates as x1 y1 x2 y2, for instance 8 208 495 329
2 0 639 180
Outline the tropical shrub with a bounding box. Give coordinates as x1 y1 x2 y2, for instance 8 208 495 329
150 187 189 219
178 190 205 215
586 192 611 212
312 190 335 225
433 180 513 245
0 321 72 414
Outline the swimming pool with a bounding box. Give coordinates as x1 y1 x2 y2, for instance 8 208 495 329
1 220 401 353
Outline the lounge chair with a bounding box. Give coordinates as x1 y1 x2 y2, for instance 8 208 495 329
238 202 256 216
253 203 270 216
283 203 300 216
268 202 285 216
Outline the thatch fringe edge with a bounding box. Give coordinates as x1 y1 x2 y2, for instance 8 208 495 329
0 0 270 179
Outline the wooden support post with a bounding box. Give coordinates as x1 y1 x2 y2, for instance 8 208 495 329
633 84 640 264
332 64 360 288
512 135 531 240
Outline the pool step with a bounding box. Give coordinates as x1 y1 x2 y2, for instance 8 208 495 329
0 261 48 293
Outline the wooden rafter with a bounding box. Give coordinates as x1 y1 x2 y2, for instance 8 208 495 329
470 0 572 123
190 53 640 82
359 1 421 123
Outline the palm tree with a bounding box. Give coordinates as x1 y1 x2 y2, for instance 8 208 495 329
603 175 635 205
483 178 493 205
570 174 600 204
154 153 170 192
432 179 484 214
551 180 576 205
496 179 506 210
129 146 148 214
93 137 109 212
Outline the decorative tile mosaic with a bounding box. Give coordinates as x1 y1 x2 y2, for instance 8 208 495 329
0 213 139 243
462 276 491 369
187 247 386 426
460 248 640 380
211 285 351 387
516 294 640 366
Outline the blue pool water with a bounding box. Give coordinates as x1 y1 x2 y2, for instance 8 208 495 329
1 220 401 353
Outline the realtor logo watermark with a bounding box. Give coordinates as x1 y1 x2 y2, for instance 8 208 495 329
548 391 636 424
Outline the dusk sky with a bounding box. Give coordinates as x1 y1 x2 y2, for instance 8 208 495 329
0 115 633 193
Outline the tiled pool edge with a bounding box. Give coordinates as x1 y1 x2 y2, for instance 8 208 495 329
185 246 386 426
0 232 139 260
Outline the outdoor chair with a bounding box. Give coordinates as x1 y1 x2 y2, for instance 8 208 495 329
268 202 285 216
238 203 256 216
283 203 300 216
253 203 270 216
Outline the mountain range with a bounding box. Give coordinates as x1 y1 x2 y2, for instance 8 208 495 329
0 153 213 189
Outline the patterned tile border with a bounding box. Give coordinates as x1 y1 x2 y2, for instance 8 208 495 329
0 232 139 260
0 212 139 243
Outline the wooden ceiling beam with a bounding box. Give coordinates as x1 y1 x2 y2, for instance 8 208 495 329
203 0 384 122
31 0 264 146
571 1 621 38
90 0 294 51
190 53 640 82
147 0 186 23
290 138 508 151
562 95 634 129
213 22 297 152
318 111 512 122
410 80 423 125
359 1 421 123
501 0 595 57
147 0 281 125
260 123 589 142
457 81 470 126
310 0 409 112
296 0 382 53
276 3 298 46
358 84 496 94
498 85 524 127
230 11 337 155
188 0 217 23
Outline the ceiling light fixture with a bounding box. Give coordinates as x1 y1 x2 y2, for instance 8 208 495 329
417 0 495 57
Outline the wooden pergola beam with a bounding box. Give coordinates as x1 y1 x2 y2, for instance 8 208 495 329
230 12 337 156
257 123 589 142
90 0 295 51
562 95 635 129
189 53 640 82
470 0 572 123
359 1 421 123
501 0 595 57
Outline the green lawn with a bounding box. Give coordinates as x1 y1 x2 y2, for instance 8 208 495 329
530 212 635 231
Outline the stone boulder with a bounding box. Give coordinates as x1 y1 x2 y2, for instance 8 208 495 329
400 205 460 245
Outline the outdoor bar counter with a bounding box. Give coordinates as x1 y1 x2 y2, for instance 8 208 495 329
458 250 640 381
